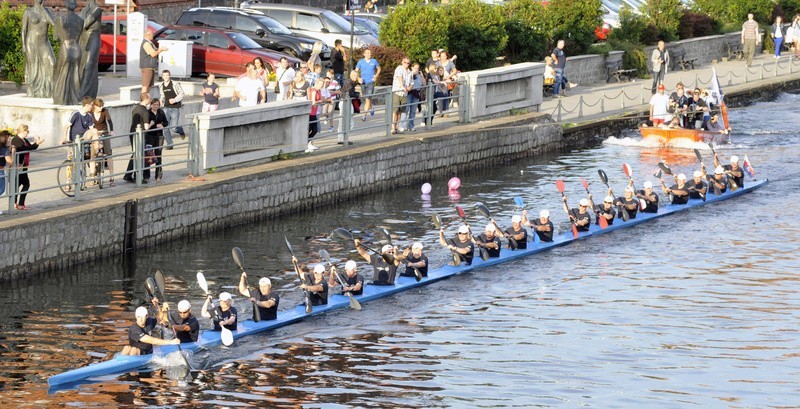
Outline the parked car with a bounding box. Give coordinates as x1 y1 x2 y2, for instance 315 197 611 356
155 25 301 77
99 15 164 71
239 2 378 49
341 15 380 39
350 12 386 25
176 7 330 61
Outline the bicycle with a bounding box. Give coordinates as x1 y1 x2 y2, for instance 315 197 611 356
57 141 104 197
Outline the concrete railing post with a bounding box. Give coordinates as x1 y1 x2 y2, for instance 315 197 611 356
578 95 584 117
190 116 200 176
760 61 764 80
342 94 352 145
600 94 605 113
425 82 434 128
134 125 144 186
7 159 16 213
556 100 562 122
72 140 82 200
385 89 393 136
460 80 469 123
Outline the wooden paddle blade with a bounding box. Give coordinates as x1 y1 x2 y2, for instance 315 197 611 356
598 214 608 229
598 169 609 186
555 179 566 193
475 203 491 219
654 169 662 179
622 163 633 178
283 236 295 258
332 228 354 241
581 178 589 191
694 148 703 164
221 327 234 346
514 197 524 208
657 162 673 175
319 250 331 265
456 206 466 220
431 213 442 229
154 270 166 300
349 295 362 310
196 272 209 295
571 224 579 239
232 247 244 269
452 252 461 266
145 277 158 299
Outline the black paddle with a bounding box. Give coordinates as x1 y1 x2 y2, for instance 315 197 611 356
154 269 166 303
375 228 422 282
475 201 519 249
692 149 708 201
283 238 313 314
432 213 462 266
331 228 396 264
598 169 630 222
319 249 362 310
147 272 191 368
231 247 262 322
581 178 607 229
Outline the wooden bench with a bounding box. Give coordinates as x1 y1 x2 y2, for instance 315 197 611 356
671 48 698 71
606 60 637 83
727 43 744 60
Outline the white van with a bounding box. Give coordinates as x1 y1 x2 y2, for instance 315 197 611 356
239 2 378 49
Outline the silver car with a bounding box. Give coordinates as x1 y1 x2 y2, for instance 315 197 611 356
240 2 379 49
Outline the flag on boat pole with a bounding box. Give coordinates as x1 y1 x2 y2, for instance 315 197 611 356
710 67 730 129
743 155 755 177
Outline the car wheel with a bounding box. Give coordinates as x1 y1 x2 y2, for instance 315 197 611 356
98 64 111 72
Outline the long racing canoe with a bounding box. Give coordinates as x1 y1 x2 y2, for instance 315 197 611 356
47 178 768 391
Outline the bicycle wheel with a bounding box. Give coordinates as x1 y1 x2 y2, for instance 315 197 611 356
94 156 104 190
57 160 76 197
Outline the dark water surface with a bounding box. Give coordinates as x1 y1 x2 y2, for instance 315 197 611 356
1 94 799 407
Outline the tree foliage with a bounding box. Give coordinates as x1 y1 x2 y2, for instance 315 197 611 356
379 1 448 65
640 0 682 41
692 0 775 25
0 2 25 85
442 0 507 71
502 0 550 63
545 0 604 56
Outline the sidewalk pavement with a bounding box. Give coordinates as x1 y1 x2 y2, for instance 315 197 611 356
1 53 797 218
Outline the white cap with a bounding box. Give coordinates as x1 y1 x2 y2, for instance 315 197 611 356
219 292 232 302
135 306 148 318
259 277 271 286
677 173 686 180
730 155 738 163
643 181 653 189
693 170 702 178
313 264 325 274
714 166 724 174
604 195 614 203
540 209 550 218
579 198 590 207
345 260 357 271
381 245 392 253
458 225 469 234
511 215 521 223
411 242 423 250
177 300 191 312
485 223 495 232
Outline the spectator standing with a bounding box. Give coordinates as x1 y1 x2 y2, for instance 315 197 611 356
337 70 362 143
9 125 42 211
791 14 800 58
426 50 439 72
0 130 14 214
741 13 760 66
91 99 115 186
275 57 295 102
355 49 380 120
331 40 346 86
308 42 323 69
140 29 167 93
307 79 323 152
158 70 184 150
771 16 785 59
61 96 94 144
253 57 270 102
199 73 220 112
551 39 567 97
436 51 456 75
428 63 448 121
391 57 412 134
650 40 670 94
301 62 319 89
407 62 425 132
124 93 153 183
147 98 168 182
232 63 266 107
323 70 340 132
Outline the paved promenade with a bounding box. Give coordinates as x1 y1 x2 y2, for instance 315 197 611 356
0 53 798 218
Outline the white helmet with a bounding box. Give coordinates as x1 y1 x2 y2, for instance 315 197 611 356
259 277 271 287
540 209 550 218
177 300 191 312
313 264 325 274
345 260 357 271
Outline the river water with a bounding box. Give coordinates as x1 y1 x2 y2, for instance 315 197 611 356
1 94 799 407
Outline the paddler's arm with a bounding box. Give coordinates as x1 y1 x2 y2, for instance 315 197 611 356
354 239 372 263
140 334 180 346
490 220 505 238
713 153 720 168
660 179 670 194
561 196 572 219
218 311 236 327
201 295 213 319
438 228 449 247
328 266 338 287
255 296 276 310
301 282 324 292
238 272 251 298
521 210 530 226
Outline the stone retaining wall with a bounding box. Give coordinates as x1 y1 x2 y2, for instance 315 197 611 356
565 51 624 85
645 32 765 72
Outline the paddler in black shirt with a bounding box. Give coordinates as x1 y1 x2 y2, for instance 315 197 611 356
339 260 364 295
439 224 475 265
355 239 401 285
238 275 280 321
718 154 744 188
474 223 502 258
167 300 200 343
503 215 528 250
707 166 729 194
121 306 179 355
688 171 708 199
562 197 592 232
636 181 659 213
202 292 238 331
661 173 690 204
401 242 429 277
302 264 330 305
614 187 639 219
597 195 617 225
522 209 554 242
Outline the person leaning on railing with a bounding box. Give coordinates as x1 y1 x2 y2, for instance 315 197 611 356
0 130 14 215
9 125 43 211
91 99 115 186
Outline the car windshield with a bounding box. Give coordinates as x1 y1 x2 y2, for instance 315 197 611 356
228 31 262 49
320 10 367 34
257 16 293 35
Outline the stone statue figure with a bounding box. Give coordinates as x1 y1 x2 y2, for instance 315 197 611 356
79 0 102 99
21 0 56 98
51 0 84 105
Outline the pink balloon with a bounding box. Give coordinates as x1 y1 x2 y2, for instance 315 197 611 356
421 183 432 194
448 177 461 190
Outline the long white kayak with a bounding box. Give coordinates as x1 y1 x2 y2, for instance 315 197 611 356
47 179 768 391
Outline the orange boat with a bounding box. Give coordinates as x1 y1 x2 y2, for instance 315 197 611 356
640 102 731 146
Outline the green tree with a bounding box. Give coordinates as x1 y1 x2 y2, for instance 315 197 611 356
545 0 604 56
692 0 775 25
640 0 682 41
502 0 550 63
442 0 507 71
379 1 448 66
0 2 25 85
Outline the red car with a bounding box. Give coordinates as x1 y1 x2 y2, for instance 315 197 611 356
99 15 164 71
155 25 300 77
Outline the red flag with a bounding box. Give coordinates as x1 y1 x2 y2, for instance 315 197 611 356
743 155 755 177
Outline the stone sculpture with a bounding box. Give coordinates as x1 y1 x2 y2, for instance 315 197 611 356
52 0 84 105
21 0 56 98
